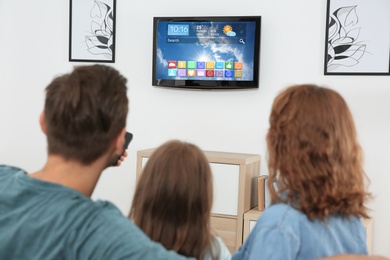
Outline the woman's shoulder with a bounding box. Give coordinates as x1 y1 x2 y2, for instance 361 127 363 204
259 203 365 236
260 203 305 223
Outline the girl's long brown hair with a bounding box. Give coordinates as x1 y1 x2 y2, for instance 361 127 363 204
129 140 218 259
267 84 370 220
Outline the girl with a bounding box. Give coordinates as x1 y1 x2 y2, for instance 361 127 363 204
130 140 231 260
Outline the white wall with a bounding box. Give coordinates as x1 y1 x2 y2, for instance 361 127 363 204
1 0 389 256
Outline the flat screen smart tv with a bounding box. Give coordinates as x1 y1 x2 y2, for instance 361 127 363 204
152 16 261 89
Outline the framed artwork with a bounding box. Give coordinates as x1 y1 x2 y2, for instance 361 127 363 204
324 0 390 75
69 0 116 63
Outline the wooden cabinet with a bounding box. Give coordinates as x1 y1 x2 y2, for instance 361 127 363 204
243 208 263 243
136 149 261 253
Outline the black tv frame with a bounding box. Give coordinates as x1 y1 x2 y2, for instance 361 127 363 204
152 16 261 90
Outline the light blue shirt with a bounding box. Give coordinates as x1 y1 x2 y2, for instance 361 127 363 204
233 203 367 260
204 237 231 260
0 165 188 260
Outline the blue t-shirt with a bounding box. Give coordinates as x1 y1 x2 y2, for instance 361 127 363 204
0 165 189 260
233 203 367 260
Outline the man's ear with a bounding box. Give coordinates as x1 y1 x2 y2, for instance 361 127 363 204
114 128 126 155
39 112 47 134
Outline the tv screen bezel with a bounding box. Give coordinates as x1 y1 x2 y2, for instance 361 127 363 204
152 16 261 90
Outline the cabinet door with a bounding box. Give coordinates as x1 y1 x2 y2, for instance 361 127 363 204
249 220 257 232
141 157 149 169
210 163 240 216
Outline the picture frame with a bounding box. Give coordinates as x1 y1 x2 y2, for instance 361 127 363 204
324 0 390 75
69 0 116 63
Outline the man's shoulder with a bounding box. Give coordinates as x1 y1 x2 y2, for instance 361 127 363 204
0 164 25 175
86 199 131 229
69 200 189 259
66 199 134 239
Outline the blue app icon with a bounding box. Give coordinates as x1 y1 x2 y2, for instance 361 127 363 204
197 62 205 69
168 69 177 76
215 62 224 69
224 70 233 78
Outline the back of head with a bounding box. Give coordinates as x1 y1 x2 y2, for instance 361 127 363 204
44 65 128 164
266 84 370 220
130 140 214 259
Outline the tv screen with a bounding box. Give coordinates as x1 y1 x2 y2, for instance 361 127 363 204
152 16 261 89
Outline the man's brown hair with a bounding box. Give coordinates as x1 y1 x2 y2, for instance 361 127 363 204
267 84 370 220
44 65 128 164
130 140 219 259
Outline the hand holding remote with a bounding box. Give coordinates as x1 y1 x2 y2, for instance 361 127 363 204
112 132 133 166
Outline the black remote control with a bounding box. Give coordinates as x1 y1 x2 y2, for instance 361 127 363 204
112 132 133 166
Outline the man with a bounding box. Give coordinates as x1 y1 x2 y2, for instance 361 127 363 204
0 65 187 259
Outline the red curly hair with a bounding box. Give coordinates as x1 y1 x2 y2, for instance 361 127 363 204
267 84 370 220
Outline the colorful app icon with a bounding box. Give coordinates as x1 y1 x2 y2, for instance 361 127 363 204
197 70 206 77
187 61 196 69
215 62 224 69
234 70 242 78
168 60 177 68
225 62 233 70
234 62 243 70
225 70 233 78
177 69 186 77
206 70 214 77
197 62 205 69
215 70 224 77
168 69 177 76
187 69 196 77
206 62 215 69
178 61 186 68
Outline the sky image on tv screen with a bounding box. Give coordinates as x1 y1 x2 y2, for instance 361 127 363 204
155 20 257 81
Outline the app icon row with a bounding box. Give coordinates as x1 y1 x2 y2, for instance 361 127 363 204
168 69 243 78
168 60 243 70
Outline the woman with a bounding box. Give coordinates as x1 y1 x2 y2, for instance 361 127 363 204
233 84 370 259
129 140 231 260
